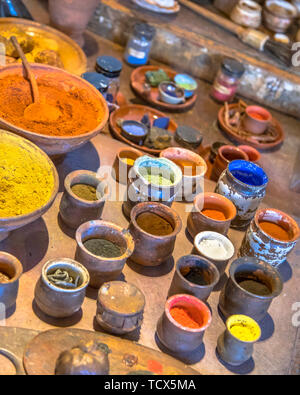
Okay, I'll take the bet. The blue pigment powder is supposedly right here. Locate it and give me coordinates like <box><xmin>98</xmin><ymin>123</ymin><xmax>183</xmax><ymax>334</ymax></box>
<box><xmin>229</xmin><ymin>160</ymin><xmax>268</xmax><ymax>187</ymax></box>
<box><xmin>122</xmin><ymin>123</ymin><xmax>147</xmax><ymax>136</ymax></box>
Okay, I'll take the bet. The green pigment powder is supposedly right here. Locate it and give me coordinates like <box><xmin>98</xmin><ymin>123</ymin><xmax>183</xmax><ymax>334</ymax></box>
<box><xmin>236</xmin><ymin>276</ymin><xmax>271</xmax><ymax>296</ymax></box>
<box><xmin>83</xmin><ymin>238</ymin><xmax>123</xmax><ymax>258</ymax></box>
<box><xmin>71</xmin><ymin>183</ymin><xmax>100</xmax><ymax>201</ymax></box>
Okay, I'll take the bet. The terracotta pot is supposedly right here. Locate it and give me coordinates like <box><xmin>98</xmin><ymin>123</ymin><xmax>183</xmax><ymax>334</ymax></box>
<box><xmin>112</xmin><ymin>147</ymin><xmax>143</xmax><ymax>185</ymax></box>
<box><xmin>239</xmin><ymin>208</ymin><xmax>300</xmax><ymax>267</ymax></box>
<box><xmin>238</xmin><ymin>145</ymin><xmax>261</xmax><ymax>162</ymax></box>
<box><xmin>209</xmin><ymin>141</ymin><xmax>226</xmax><ymax>164</ymax></box>
<box><xmin>211</xmin><ymin>145</ymin><xmax>249</xmax><ymax>182</ymax></box>
<box><xmin>123</xmin><ymin>156</ymin><xmax>182</xmax><ymax>218</ymax></box>
<box><xmin>217</xmin><ymin>314</ymin><xmax>261</xmax><ymax>366</ymax></box>
<box><xmin>242</xmin><ymin>105</ymin><xmax>272</xmax><ymax>135</ymax></box>
<box><xmin>167</xmin><ymin>255</ymin><xmax>220</xmax><ymax>302</ymax></box>
<box><xmin>75</xmin><ymin>220</ymin><xmax>135</xmax><ymax>288</ymax></box>
<box><xmin>160</xmin><ymin>147</ymin><xmax>207</xmax><ymax>202</ymax></box>
<box><xmin>219</xmin><ymin>257</ymin><xmax>283</xmax><ymax>322</ymax></box>
<box><xmin>187</xmin><ymin>192</ymin><xmax>237</xmax><ymax>238</ymax></box>
<box><xmin>156</xmin><ymin>294</ymin><xmax>212</xmax><ymax>352</ymax></box>
<box><xmin>59</xmin><ymin>170</ymin><xmax>110</xmax><ymax>229</ymax></box>
<box><xmin>34</xmin><ymin>258</ymin><xmax>89</xmax><ymax>318</ymax></box>
<box><xmin>129</xmin><ymin>202</ymin><xmax>182</xmax><ymax>267</ymax></box>
<box><xmin>96</xmin><ymin>281</ymin><xmax>145</xmax><ymax>335</ymax></box>
<box><xmin>0</xmin><ymin>252</ymin><xmax>23</xmax><ymax>310</ymax></box>
<box><xmin>194</xmin><ymin>231</ymin><xmax>235</xmax><ymax>277</ymax></box>
<box><xmin>48</xmin><ymin>0</ymin><xmax>100</xmax><ymax>47</ymax></box>
<box><xmin>215</xmin><ymin>159</ymin><xmax>268</xmax><ymax>229</ymax></box>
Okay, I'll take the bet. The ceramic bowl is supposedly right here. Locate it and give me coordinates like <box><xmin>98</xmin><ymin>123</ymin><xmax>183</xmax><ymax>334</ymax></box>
<box><xmin>158</xmin><ymin>81</ymin><xmax>185</xmax><ymax>105</ymax></box>
<box><xmin>243</xmin><ymin>105</ymin><xmax>272</xmax><ymax>135</ymax></box>
<box><xmin>0</xmin><ymin>64</ymin><xmax>109</xmax><ymax>157</ymax></box>
<box><xmin>174</xmin><ymin>74</ymin><xmax>198</xmax><ymax>98</ymax></box>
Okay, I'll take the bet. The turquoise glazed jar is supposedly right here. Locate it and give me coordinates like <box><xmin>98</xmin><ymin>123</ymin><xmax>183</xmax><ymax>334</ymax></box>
<box><xmin>215</xmin><ymin>160</ymin><xmax>268</xmax><ymax>229</ymax></box>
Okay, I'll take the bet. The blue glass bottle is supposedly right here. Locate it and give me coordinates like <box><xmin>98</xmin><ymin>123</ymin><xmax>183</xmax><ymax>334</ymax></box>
<box><xmin>124</xmin><ymin>23</ymin><xmax>156</xmax><ymax>67</ymax></box>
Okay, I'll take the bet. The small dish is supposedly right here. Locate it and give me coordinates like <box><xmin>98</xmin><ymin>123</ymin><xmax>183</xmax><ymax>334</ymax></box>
<box><xmin>243</xmin><ymin>105</ymin><xmax>272</xmax><ymax>135</ymax></box>
<box><xmin>174</xmin><ymin>74</ymin><xmax>198</xmax><ymax>98</ymax></box>
<box><xmin>158</xmin><ymin>81</ymin><xmax>185</xmax><ymax>105</ymax></box>
<box><xmin>120</xmin><ymin>120</ymin><xmax>149</xmax><ymax>145</ymax></box>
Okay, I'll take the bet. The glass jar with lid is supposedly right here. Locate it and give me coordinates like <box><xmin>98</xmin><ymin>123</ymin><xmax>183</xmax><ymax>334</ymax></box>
<box><xmin>124</xmin><ymin>23</ymin><xmax>156</xmax><ymax>67</ymax></box>
<box><xmin>96</xmin><ymin>55</ymin><xmax>123</xmax><ymax>105</ymax></box>
<box><xmin>211</xmin><ymin>58</ymin><xmax>245</xmax><ymax>103</ymax></box>
<box><xmin>81</xmin><ymin>72</ymin><xmax>109</xmax><ymax>99</ymax></box>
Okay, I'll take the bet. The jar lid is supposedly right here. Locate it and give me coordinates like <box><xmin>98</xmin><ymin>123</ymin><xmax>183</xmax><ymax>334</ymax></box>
<box><xmin>221</xmin><ymin>58</ymin><xmax>245</xmax><ymax>78</ymax></box>
<box><xmin>96</xmin><ymin>55</ymin><xmax>123</xmax><ymax>76</ymax></box>
<box><xmin>175</xmin><ymin>125</ymin><xmax>203</xmax><ymax>149</ymax></box>
<box><xmin>81</xmin><ymin>72</ymin><xmax>109</xmax><ymax>91</ymax></box>
<box><xmin>133</xmin><ymin>23</ymin><xmax>156</xmax><ymax>40</ymax></box>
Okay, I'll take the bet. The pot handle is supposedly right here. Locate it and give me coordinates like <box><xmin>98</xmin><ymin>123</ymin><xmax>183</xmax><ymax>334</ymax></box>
<box><xmin>0</xmin><ymin>348</ymin><xmax>23</xmax><ymax>375</ymax></box>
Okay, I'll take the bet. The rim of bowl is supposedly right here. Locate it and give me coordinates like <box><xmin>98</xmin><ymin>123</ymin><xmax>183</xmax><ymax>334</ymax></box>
<box><xmin>226</xmin><ymin>314</ymin><xmax>261</xmax><ymax>343</ymax></box>
<box><xmin>0</xmin><ymin>252</ymin><xmax>23</xmax><ymax>283</ymax></box>
<box><xmin>194</xmin><ymin>231</ymin><xmax>235</xmax><ymax>261</ymax></box>
<box><xmin>194</xmin><ymin>192</ymin><xmax>237</xmax><ymax>223</ymax></box>
<box><xmin>227</xmin><ymin>160</ymin><xmax>269</xmax><ymax>188</ymax></box>
<box><xmin>265</xmin><ymin>0</ymin><xmax>298</xmax><ymax>17</ymax></box>
<box><xmin>218</xmin><ymin>145</ymin><xmax>249</xmax><ymax>162</ymax></box>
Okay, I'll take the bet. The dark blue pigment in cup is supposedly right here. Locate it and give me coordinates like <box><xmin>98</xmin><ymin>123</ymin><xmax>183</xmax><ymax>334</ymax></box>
<box><xmin>228</xmin><ymin>160</ymin><xmax>268</xmax><ymax>187</ymax></box>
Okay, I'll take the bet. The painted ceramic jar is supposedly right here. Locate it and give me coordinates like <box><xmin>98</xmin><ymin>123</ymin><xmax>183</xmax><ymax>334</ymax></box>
<box><xmin>219</xmin><ymin>257</ymin><xmax>283</xmax><ymax>322</ymax></box>
<box><xmin>167</xmin><ymin>255</ymin><xmax>220</xmax><ymax>302</ymax></box>
<box><xmin>215</xmin><ymin>160</ymin><xmax>268</xmax><ymax>229</ymax></box>
<box><xmin>217</xmin><ymin>314</ymin><xmax>261</xmax><ymax>366</ymax></box>
<box><xmin>123</xmin><ymin>156</ymin><xmax>182</xmax><ymax>218</ymax></box>
<box><xmin>156</xmin><ymin>294</ymin><xmax>212</xmax><ymax>353</ymax></box>
<box><xmin>239</xmin><ymin>208</ymin><xmax>299</xmax><ymax>267</ymax></box>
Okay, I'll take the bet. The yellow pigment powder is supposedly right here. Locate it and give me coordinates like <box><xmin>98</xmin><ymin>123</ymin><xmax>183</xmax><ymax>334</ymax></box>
<box><xmin>0</xmin><ymin>133</ymin><xmax>55</xmax><ymax>217</ymax></box>
<box><xmin>228</xmin><ymin>315</ymin><xmax>261</xmax><ymax>342</ymax></box>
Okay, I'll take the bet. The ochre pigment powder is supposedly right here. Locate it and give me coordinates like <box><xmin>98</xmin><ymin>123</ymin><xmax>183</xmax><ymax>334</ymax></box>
<box><xmin>0</xmin><ymin>271</ymin><xmax>10</xmax><ymax>283</ymax></box>
<box><xmin>71</xmin><ymin>184</ymin><xmax>99</xmax><ymax>201</ymax></box>
<box><xmin>0</xmin><ymin>75</ymin><xmax>103</xmax><ymax>136</ymax></box>
<box><xmin>136</xmin><ymin>212</ymin><xmax>174</xmax><ymax>236</ymax></box>
<box><xmin>171</xmin><ymin>158</ymin><xmax>199</xmax><ymax>176</ymax></box>
<box><xmin>259</xmin><ymin>221</ymin><xmax>290</xmax><ymax>241</ymax></box>
<box><xmin>201</xmin><ymin>209</ymin><xmax>226</xmax><ymax>221</ymax></box>
<box><xmin>170</xmin><ymin>306</ymin><xmax>202</xmax><ymax>329</ymax></box>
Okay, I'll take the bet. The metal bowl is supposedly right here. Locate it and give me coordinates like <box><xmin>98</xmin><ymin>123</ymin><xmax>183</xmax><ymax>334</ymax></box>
<box><xmin>0</xmin><ymin>64</ymin><xmax>109</xmax><ymax>156</ymax></box>
<box><xmin>0</xmin><ymin>130</ymin><xmax>59</xmax><ymax>241</ymax></box>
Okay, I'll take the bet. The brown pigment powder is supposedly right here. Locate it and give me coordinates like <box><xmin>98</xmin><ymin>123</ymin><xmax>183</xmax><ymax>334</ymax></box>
<box><xmin>136</xmin><ymin>212</ymin><xmax>174</xmax><ymax>236</ymax></box>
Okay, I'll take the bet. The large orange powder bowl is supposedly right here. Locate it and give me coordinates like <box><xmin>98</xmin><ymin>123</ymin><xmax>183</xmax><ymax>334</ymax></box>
<box><xmin>0</xmin><ymin>64</ymin><xmax>109</xmax><ymax>156</ymax></box>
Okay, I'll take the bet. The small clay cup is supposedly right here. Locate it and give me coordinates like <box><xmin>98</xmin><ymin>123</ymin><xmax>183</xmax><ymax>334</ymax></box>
<box><xmin>167</xmin><ymin>255</ymin><xmax>220</xmax><ymax>301</ymax></box>
<box><xmin>238</xmin><ymin>145</ymin><xmax>261</xmax><ymax>162</ymax></box>
<box><xmin>160</xmin><ymin>147</ymin><xmax>207</xmax><ymax>202</ymax></box>
<box><xmin>0</xmin><ymin>252</ymin><xmax>23</xmax><ymax>310</ymax></box>
<box><xmin>59</xmin><ymin>170</ymin><xmax>110</xmax><ymax>229</ymax></box>
<box><xmin>239</xmin><ymin>208</ymin><xmax>300</xmax><ymax>267</ymax></box>
<box><xmin>194</xmin><ymin>231</ymin><xmax>235</xmax><ymax>277</ymax></box>
<box><xmin>219</xmin><ymin>257</ymin><xmax>283</xmax><ymax>322</ymax></box>
<box><xmin>112</xmin><ymin>147</ymin><xmax>143</xmax><ymax>185</ymax></box>
<box><xmin>217</xmin><ymin>314</ymin><xmax>261</xmax><ymax>366</ymax></box>
<box><xmin>187</xmin><ymin>192</ymin><xmax>237</xmax><ymax>238</ymax></box>
<box><xmin>129</xmin><ymin>202</ymin><xmax>182</xmax><ymax>267</ymax></box>
<box><xmin>211</xmin><ymin>145</ymin><xmax>249</xmax><ymax>182</ymax></box>
<box><xmin>96</xmin><ymin>281</ymin><xmax>145</xmax><ymax>335</ymax></box>
<box><xmin>242</xmin><ymin>105</ymin><xmax>272</xmax><ymax>135</ymax></box>
<box><xmin>156</xmin><ymin>294</ymin><xmax>212</xmax><ymax>353</ymax></box>
<box><xmin>75</xmin><ymin>220</ymin><xmax>135</xmax><ymax>288</ymax></box>
<box><xmin>34</xmin><ymin>258</ymin><xmax>89</xmax><ymax>318</ymax></box>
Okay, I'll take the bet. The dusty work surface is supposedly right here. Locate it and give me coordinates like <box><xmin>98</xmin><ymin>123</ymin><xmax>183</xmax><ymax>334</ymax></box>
<box><xmin>1</xmin><ymin>2</ymin><xmax>299</xmax><ymax>375</ymax></box>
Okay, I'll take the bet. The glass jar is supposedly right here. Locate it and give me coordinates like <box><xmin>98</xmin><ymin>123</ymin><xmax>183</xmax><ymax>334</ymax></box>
<box><xmin>124</xmin><ymin>23</ymin><xmax>156</xmax><ymax>67</ymax></box>
<box><xmin>81</xmin><ymin>72</ymin><xmax>109</xmax><ymax>99</ymax></box>
<box><xmin>211</xmin><ymin>58</ymin><xmax>245</xmax><ymax>102</ymax></box>
<box><xmin>96</xmin><ymin>55</ymin><xmax>123</xmax><ymax>104</ymax></box>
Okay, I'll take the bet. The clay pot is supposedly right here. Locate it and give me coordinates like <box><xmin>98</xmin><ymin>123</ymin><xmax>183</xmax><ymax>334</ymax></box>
<box><xmin>112</xmin><ymin>147</ymin><xmax>143</xmax><ymax>185</ymax></box>
<box><xmin>219</xmin><ymin>257</ymin><xmax>283</xmax><ymax>322</ymax></box>
<box><xmin>160</xmin><ymin>147</ymin><xmax>207</xmax><ymax>202</ymax></box>
<box><xmin>48</xmin><ymin>0</ymin><xmax>100</xmax><ymax>47</ymax></box>
<box><xmin>123</xmin><ymin>155</ymin><xmax>182</xmax><ymax>219</ymax></box>
<box><xmin>209</xmin><ymin>141</ymin><xmax>226</xmax><ymax>164</ymax></box>
<box><xmin>129</xmin><ymin>202</ymin><xmax>182</xmax><ymax>267</ymax></box>
<box><xmin>238</xmin><ymin>145</ymin><xmax>261</xmax><ymax>162</ymax></box>
<box><xmin>156</xmin><ymin>294</ymin><xmax>212</xmax><ymax>352</ymax></box>
<box><xmin>215</xmin><ymin>159</ymin><xmax>268</xmax><ymax>229</ymax></box>
<box><xmin>242</xmin><ymin>105</ymin><xmax>272</xmax><ymax>135</ymax></box>
<box><xmin>59</xmin><ymin>170</ymin><xmax>110</xmax><ymax>229</ymax></box>
<box><xmin>34</xmin><ymin>258</ymin><xmax>89</xmax><ymax>318</ymax></box>
<box><xmin>75</xmin><ymin>220</ymin><xmax>135</xmax><ymax>288</ymax></box>
<box><xmin>211</xmin><ymin>145</ymin><xmax>249</xmax><ymax>182</ymax></box>
<box><xmin>167</xmin><ymin>255</ymin><xmax>220</xmax><ymax>302</ymax></box>
<box><xmin>187</xmin><ymin>192</ymin><xmax>237</xmax><ymax>238</ymax></box>
<box><xmin>96</xmin><ymin>281</ymin><xmax>145</xmax><ymax>335</ymax></box>
<box><xmin>239</xmin><ymin>208</ymin><xmax>300</xmax><ymax>267</ymax></box>
<box><xmin>217</xmin><ymin>314</ymin><xmax>261</xmax><ymax>366</ymax></box>
<box><xmin>0</xmin><ymin>252</ymin><xmax>23</xmax><ymax>310</ymax></box>
<box><xmin>194</xmin><ymin>231</ymin><xmax>235</xmax><ymax>277</ymax></box>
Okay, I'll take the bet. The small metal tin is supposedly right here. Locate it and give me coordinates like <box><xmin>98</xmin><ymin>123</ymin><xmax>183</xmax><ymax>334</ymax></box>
<box><xmin>96</xmin><ymin>55</ymin><xmax>123</xmax><ymax>78</ymax></box>
<box><xmin>175</xmin><ymin>125</ymin><xmax>203</xmax><ymax>150</ymax></box>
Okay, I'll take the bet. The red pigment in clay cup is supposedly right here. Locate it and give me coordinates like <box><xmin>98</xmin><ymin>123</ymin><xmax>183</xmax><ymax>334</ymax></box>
<box><xmin>243</xmin><ymin>106</ymin><xmax>272</xmax><ymax>135</ymax></box>
<box><xmin>156</xmin><ymin>294</ymin><xmax>212</xmax><ymax>353</ymax></box>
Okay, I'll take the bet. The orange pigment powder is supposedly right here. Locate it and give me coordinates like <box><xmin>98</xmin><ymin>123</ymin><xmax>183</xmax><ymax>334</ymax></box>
<box><xmin>170</xmin><ymin>306</ymin><xmax>202</xmax><ymax>329</ymax></box>
<box><xmin>202</xmin><ymin>209</ymin><xmax>226</xmax><ymax>221</ymax></box>
<box><xmin>259</xmin><ymin>221</ymin><xmax>291</xmax><ymax>241</ymax></box>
